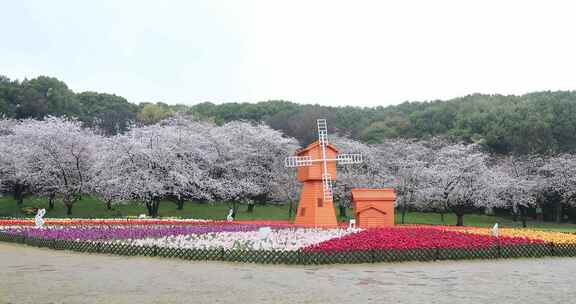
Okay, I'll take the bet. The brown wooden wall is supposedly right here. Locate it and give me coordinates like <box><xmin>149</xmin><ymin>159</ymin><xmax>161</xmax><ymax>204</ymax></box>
<box><xmin>297</xmin><ymin>143</ymin><xmax>338</xmax><ymax>182</ymax></box>
<box><xmin>294</xmin><ymin>180</ymin><xmax>338</xmax><ymax>228</ymax></box>
<box><xmin>355</xmin><ymin>203</ymin><xmax>395</xmax><ymax>228</ymax></box>
<box><xmin>357</xmin><ymin>209</ymin><xmax>387</xmax><ymax>228</ymax></box>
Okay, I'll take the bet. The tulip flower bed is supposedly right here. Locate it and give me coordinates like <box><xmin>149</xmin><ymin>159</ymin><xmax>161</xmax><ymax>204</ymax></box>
<box><xmin>2</xmin><ymin>224</ymin><xmax>287</xmax><ymax>241</ymax></box>
<box><xmin>2</xmin><ymin>219</ymin><xmax>576</xmax><ymax>264</ymax></box>
<box><xmin>108</xmin><ymin>228</ymin><xmax>356</xmax><ymax>251</ymax></box>
<box><xmin>0</xmin><ymin>220</ymin><xmax>353</xmax><ymax>251</ymax></box>
<box><xmin>0</xmin><ymin>218</ymin><xmax>278</xmax><ymax>226</ymax></box>
<box><xmin>449</xmin><ymin>227</ymin><xmax>576</xmax><ymax>245</ymax></box>
<box><xmin>303</xmin><ymin>227</ymin><xmax>544</xmax><ymax>252</ymax></box>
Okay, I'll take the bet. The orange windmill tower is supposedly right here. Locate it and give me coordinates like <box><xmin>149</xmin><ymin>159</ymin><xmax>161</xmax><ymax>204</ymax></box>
<box><xmin>284</xmin><ymin>119</ymin><xmax>363</xmax><ymax>228</ymax></box>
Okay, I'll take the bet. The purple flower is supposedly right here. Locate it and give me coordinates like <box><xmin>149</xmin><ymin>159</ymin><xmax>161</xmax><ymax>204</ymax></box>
<box><xmin>5</xmin><ymin>224</ymin><xmax>291</xmax><ymax>241</ymax></box>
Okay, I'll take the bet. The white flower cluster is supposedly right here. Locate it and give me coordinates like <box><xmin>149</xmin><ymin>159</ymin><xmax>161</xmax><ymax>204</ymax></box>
<box><xmin>107</xmin><ymin>228</ymin><xmax>361</xmax><ymax>251</ymax></box>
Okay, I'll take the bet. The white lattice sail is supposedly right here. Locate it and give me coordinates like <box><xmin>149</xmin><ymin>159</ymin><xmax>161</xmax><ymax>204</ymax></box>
<box><xmin>284</xmin><ymin>156</ymin><xmax>313</xmax><ymax>167</ymax></box>
<box><xmin>337</xmin><ymin>153</ymin><xmax>363</xmax><ymax>164</ymax></box>
<box><xmin>322</xmin><ymin>173</ymin><xmax>333</xmax><ymax>202</ymax></box>
<box><xmin>317</xmin><ymin>119</ymin><xmax>328</xmax><ymax>146</ymax></box>
<box><xmin>283</xmin><ymin>118</ymin><xmax>364</xmax><ymax>204</ymax></box>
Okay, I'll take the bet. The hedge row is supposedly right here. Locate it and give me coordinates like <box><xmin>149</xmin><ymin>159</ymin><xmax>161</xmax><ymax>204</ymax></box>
<box><xmin>1</xmin><ymin>232</ymin><xmax>575</xmax><ymax>264</ymax></box>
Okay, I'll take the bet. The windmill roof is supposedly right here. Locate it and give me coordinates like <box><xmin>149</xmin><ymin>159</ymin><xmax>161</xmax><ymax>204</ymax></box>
<box><xmin>296</xmin><ymin>140</ymin><xmax>339</xmax><ymax>155</ymax></box>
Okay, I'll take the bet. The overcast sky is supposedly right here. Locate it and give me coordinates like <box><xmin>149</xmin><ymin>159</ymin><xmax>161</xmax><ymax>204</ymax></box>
<box><xmin>1</xmin><ymin>0</ymin><xmax>575</xmax><ymax>107</ymax></box>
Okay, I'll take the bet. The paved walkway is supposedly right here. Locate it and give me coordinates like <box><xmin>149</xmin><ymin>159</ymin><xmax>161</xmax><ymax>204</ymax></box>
<box><xmin>1</xmin><ymin>242</ymin><xmax>575</xmax><ymax>304</ymax></box>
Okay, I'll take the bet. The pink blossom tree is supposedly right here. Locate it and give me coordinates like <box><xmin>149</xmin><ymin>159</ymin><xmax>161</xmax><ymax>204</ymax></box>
<box><xmin>206</xmin><ymin>121</ymin><xmax>299</xmax><ymax>215</ymax></box>
<box><xmin>0</xmin><ymin>120</ymin><xmax>32</xmax><ymax>206</ymax></box>
<box><xmin>492</xmin><ymin>155</ymin><xmax>543</xmax><ymax>227</ymax></box>
<box><xmin>10</xmin><ymin>117</ymin><xmax>99</xmax><ymax>214</ymax></box>
<box><xmin>540</xmin><ymin>153</ymin><xmax>576</xmax><ymax>223</ymax></box>
<box><xmin>422</xmin><ymin>144</ymin><xmax>501</xmax><ymax>226</ymax></box>
<box><xmin>90</xmin><ymin>117</ymin><xmax>216</xmax><ymax>217</ymax></box>
<box><xmin>374</xmin><ymin>139</ymin><xmax>434</xmax><ymax>223</ymax></box>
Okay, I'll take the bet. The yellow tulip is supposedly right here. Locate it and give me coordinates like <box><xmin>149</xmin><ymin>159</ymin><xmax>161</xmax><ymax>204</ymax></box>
<box><xmin>449</xmin><ymin>227</ymin><xmax>576</xmax><ymax>244</ymax></box>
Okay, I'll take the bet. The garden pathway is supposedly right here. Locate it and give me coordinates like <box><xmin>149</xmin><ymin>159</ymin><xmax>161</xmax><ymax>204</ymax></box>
<box><xmin>0</xmin><ymin>242</ymin><xmax>574</xmax><ymax>304</ymax></box>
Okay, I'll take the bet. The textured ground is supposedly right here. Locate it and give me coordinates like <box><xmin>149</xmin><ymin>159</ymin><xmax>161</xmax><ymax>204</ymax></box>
<box><xmin>1</xmin><ymin>242</ymin><xmax>575</xmax><ymax>304</ymax></box>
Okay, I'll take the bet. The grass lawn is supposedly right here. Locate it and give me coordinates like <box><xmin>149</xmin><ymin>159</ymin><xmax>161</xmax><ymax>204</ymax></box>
<box><xmin>2</xmin><ymin>195</ymin><xmax>576</xmax><ymax>232</ymax></box>
<box><xmin>398</xmin><ymin>212</ymin><xmax>576</xmax><ymax>232</ymax></box>
<box><xmin>0</xmin><ymin>195</ymin><xmax>293</xmax><ymax>221</ymax></box>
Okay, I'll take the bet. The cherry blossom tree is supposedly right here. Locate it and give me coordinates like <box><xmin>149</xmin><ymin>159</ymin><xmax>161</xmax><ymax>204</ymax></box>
<box><xmin>422</xmin><ymin>144</ymin><xmax>501</xmax><ymax>226</ymax></box>
<box><xmin>0</xmin><ymin>121</ymin><xmax>32</xmax><ymax>205</ymax></box>
<box><xmin>90</xmin><ymin>117</ymin><xmax>216</xmax><ymax>217</ymax></box>
<box><xmin>374</xmin><ymin>139</ymin><xmax>434</xmax><ymax>223</ymax></box>
<box><xmin>492</xmin><ymin>155</ymin><xmax>543</xmax><ymax>227</ymax></box>
<box><xmin>153</xmin><ymin>116</ymin><xmax>217</xmax><ymax>209</ymax></box>
<box><xmin>10</xmin><ymin>113</ymin><xmax>576</xmax><ymax>225</ymax></box>
<box><xmin>540</xmin><ymin>153</ymin><xmax>576</xmax><ymax>223</ymax></box>
<box><xmin>89</xmin><ymin>115</ymin><xmax>300</xmax><ymax>217</ymax></box>
<box><xmin>9</xmin><ymin>117</ymin><xmax>99</xmax><ymax>214</ymax></box>
<box><xmin>88</xmin><ymin>136</ymin><xmax>126</xmax><ymax>210</ymax></box>
<box><xmin>0</xmin><ymin>115</ymin><xmax>16</xmax><ymax>135</ymax></box>
<box><xmin>206</xmin><ymin>121</ymin><xmax>299</xmax><ymax>215</ymax></box>
<box><xmin>268</xmin><ymin>167</ymin><xmax>301</xmax><ymax>218</ymax></box>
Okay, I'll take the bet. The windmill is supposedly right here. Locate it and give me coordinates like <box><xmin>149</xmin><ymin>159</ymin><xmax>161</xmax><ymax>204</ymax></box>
<box><xmin>284</xmin><ymin>119</ymin><xmax>363</xmax><ymax>227</ymax></box>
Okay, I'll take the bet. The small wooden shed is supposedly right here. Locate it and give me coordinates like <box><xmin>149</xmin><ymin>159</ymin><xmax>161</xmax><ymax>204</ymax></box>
<box><xmin>351</xmin><ymin>188</ymin><xmax>396</xmax><ymax>228</ymax></box>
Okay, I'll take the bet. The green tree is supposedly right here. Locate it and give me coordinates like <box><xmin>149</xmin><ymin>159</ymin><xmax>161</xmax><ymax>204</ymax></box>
<box><xmin>15</xmin><ymin>76</ymin><xmax>81</xmax><ymax>119</ymax></box>
<box><xmin>77</xmin><ymin>92</ymin><xmax>137</xmax><ymax>135</ymax></box>
<box><xmin>137</xmin><ymin>103</ymin><xmax>173</xmax><ymax>125</ymax></box>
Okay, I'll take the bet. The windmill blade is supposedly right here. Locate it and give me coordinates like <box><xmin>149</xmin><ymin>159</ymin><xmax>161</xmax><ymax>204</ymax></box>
<box><xmin>337</xmin><ymin>153</ymin><xmax>363</xmax><ymax>165</ymax></box>
<box><xmin>321</xmin><ymin>173</ymin><xmax>333</xmax><ymax>203</ymax></box>
<box><xmin>284</xmin><ymin>156</ymin><xmax>313</xmax><ymax>167</ymax></box>
<box><xmin>317</xmin><ymin>118</ymin><xmax>333</xmax><ymax>202</ymax></box>
<box><xmin>317</xmin><ymin>119</ymin><xmax>328</xmax><ymax>146</ymax></box>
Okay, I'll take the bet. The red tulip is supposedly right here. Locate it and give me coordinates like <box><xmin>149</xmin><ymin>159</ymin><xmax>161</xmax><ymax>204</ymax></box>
<box><xmin>303</xmin><ymin>227</ymin><xmax>544</xmax><ymax>252</ymax></box>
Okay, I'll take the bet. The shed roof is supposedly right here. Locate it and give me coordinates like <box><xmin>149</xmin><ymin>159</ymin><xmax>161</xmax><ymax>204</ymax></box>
<box><xmin>352</xmin><ymin>188</ymin><xmax>396</xmax><ymax>201</ymax></box>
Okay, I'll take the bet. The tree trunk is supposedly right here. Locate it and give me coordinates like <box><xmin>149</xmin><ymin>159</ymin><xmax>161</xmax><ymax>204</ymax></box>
<box><xmin>62</xmin><ymin>195</ymin><xmax>76</xmax><ymax>216</ymax></box>
<box><xmin>176</xmin><ymin>198</ymin><xmax>184</xmax><ymax>210</ymax></box>
<box><xmin>48</xmin><ymin>195</ymin><xmax>55</xmax><ymax>210</ymax></box>
<box><xmin>288</xmin><ymin>199</ymin><xmax>294</xmax><ymax>219</ymax></box>
<box><xmin>456</xmin><ymin>213</ymin><xmax>464</xmax><ymax>226</ymax></box>
<box><xmin>555</xmin><ymin>200</ymin><xmax>563</xmax><ymax>223</ymax></box>
<box><xmin>401</xmin><ymin>192</ymin><xmax>414</xmax><ymax>224</ymax></box>
<box><xmin>440</xmin><ymin>211</ymin><xmax>444</xmax><ymax>224</ymax></box>
<box><xmin>519</xmin><ymin>205</ymin><xmax>527</xmax><ymax>228</ymax></box>
<box><xmin>339</xmin><ymin>204</ymin><xmax>347</xmax><ymax>219</ymax></box>
<box><xmin>14</xmin><ymin>184</ymin><xmax>25</xmax><ymax>205</ymax></box>
<box><xmin>232</xmin><ymin>201</ymin><xmax>238</xmax><ymax>218</ymax></box>
<box><xmin>247</xmin><ymin>202</ymin><xmax>254</xmax><ymax>213</ymax></box>
<box><xmin>535</xmin><ymin>205</ymin><xmax>543</xmax><ymax>222</ymax></box>
<box><xmin>146</xmin><ymin>199</ymin><xmax>161</xmax><ymax>218</ymax></box>
<box><xmin>153</xmin><ymin>199</ymin><xmax>160</xmax><ymax>217</ymax></box>
<box><xmin>401</xmin><ymin>201</ymin><xmax>407</xmax><ymax>224</ymax></box>
<box><xmin>106</xmin><ymin>200</ymin><xmax>112</xmax><ymax>210</ymax></box>
<box><xmin>146</xmin><ymin>202</ymin><xmax>153</xmax><ymax>217</ymax></box>
<box><xmin>155</xmin><ymin>200</ymin><xmax>160</xmax><ymax>217</ymax></box>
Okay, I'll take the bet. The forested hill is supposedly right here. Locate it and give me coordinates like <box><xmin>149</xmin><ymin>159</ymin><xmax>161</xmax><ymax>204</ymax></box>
<box><xmin>1</xmin><ymin>75</ymin><xmax>576</xmax><ymax>154</ymax></box>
